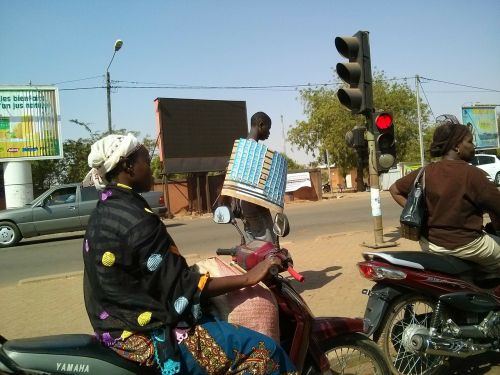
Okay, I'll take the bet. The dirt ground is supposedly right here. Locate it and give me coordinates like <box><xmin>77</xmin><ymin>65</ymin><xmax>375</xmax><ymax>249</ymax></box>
<box><xmin>0</xmin><ymin>224</ymin><xmax>498</xmax><ymax>374</ymax></box>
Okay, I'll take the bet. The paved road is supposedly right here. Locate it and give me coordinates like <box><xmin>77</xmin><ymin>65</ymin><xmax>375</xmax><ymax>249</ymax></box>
<box><xmin>0</xmin><ymin>192</ymin><xmax>402</xmax><ymax>286</ymax></box>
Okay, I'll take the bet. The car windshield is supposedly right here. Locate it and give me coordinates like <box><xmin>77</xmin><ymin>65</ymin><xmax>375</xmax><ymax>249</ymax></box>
<box><xmin>27</xmin><ymin>190</ymin><xmax>55</xmax><ymax>205</ymax></box>
<box><xmin>26</xmin><ymin>194</ymin><xmax>43</xmax><ymax>205</ymax></box>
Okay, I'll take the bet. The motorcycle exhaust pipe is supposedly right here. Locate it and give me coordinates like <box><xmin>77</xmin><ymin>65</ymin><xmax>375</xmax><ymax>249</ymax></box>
<box><xmin>409</xmin><ymin>334</ymin><xmax>491</xmax><ymax>358</ymax></box>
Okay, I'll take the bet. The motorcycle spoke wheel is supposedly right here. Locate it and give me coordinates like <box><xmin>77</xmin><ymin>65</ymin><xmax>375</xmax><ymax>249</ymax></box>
<box><xmin>379</xmin><ymin>296</ymin><xmax>445</xmax><ymax>375</ymax></box>
<box><xmin>322</xmin><ymin>333</ymin><xmax>390</xmax><ymax>375</ymax></box>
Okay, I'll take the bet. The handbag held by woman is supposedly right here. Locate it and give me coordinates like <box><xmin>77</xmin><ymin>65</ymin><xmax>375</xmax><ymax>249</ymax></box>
<box><xmin>400</xmin><ymin>168</ymin><xmax>426</xmax><ymax>241</ymax></box>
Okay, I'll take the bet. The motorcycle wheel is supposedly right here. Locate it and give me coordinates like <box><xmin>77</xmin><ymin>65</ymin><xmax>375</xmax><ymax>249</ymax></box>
<box><xmin>378</xmin><ymin>295</ymin><xmax>447</xmax><ymax>375</ymax></box>
<box><xmin>321</xmin><ymin>332</ymin><xmax>390</xmax><ymax>375</ymax></box>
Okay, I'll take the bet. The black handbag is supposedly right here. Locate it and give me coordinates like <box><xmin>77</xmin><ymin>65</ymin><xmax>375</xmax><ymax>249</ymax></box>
<box><xmin>400</xmin><ymin>168</ymin><xmax>426</xmax><ymax>240</ymax></box>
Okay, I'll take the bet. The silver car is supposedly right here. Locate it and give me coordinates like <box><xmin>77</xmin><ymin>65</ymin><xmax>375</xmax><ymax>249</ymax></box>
<box><xmin>0</xmin><ymin>184</ymin><xmax>166</xmax><ymax>247</ymax></box>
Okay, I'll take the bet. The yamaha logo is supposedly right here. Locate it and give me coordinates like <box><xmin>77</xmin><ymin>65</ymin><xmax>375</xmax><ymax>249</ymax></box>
<box><xmin>56</xmin><ymin>362</ymin><xmax>90</xmax><ymax>373</ymax></box>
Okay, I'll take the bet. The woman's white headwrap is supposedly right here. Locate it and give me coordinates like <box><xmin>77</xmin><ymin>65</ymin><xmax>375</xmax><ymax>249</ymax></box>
<box><xmin>83</xmin><ymin>133</ymin><xmax>141</xmax><ymax>190</ymax></box>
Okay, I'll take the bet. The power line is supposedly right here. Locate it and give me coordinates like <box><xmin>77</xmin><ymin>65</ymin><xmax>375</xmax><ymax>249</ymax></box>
<box><xmin>113</xmin><ymin>80</ymin><xmax>338</xmax><ymax>89</ymax></box>
<box><xmin>425</xmin><ymin>90</ymin><xmax>500</xmax><ymax>93</ymax></box>
<box><xmin>420</xmin><ymin>76</ymin><xmax>500</xmax><ymax>93</ymax></box>
<box><xmin>418</xmin><ymin>80</ymin><xmax>436</xmax><ymax>122</ymax></box>
<box><xmin>59</xmin><ymin>86</ymin><xmax>105</xmax><ymax>91</ymax></box>
<box><xmin>56</xmin><ymin>75</ymin><xmax>499</xmax><ymax>96</ymax></box>
<box><xmin>382</xmin><ymin>76</ymin><xmax>415</xmax><ymax>82</ymax></box>
<box><xmin>59</xmin><ymin>82</ymin><xmax>338</xmax><ymax>92</ymax></box>
<box><xmin>51</xmin><ymin>75</ymin><xmax>104</xmax><ymax>85</ymax></box>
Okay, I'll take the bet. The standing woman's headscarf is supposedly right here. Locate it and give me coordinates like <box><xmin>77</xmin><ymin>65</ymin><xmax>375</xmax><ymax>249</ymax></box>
<box><xmin>430</xmin><ymin>115</ymin><xmax>471</xmax><ymax>158</ymax></box>
<box><xmin>83</xmin><ymin>133</ymin><xmax>141</xmax><ymax>190</ymax></box>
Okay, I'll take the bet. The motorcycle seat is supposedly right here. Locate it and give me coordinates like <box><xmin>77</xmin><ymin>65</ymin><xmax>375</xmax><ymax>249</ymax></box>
<box><xmin>366</xmin><ymin>251</ymin><xmax>475</xmax><ymax>275</ymax></box>
<box><xmin>2</xmin><ymin>334</ymin><xmax>157</xmax><ymax>374</ymax></box>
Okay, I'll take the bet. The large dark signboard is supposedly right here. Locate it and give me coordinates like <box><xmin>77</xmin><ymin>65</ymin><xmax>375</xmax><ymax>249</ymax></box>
<box><xmin>155</xmin><ymin>98</ymin><xmax>248</xmax><ymax>173</ymax></box>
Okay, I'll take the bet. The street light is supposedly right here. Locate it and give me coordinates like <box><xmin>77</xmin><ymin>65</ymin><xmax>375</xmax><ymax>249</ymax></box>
<box><xmin>106</xmin><ymin>39</ymin><xmax>123</xmax><ymax>134</ymax></box>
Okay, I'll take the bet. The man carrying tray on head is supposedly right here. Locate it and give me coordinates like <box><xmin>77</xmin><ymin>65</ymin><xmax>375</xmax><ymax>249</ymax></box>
<box><xmin>222</xmin><ymin>112</ymin><xmax>287</xmax><ymax>244</ymax></box>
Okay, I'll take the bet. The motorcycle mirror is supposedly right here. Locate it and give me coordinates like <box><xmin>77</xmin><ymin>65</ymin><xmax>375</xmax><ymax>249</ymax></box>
<box><xmin>273</xmin><ymin>213</ymin><xmax>290</xmax><ymax>237</ymax></box>
<box><xmin>213</xmin><ymin>206</ymin><xmax>233</xmax><ymax>224</ymax></box>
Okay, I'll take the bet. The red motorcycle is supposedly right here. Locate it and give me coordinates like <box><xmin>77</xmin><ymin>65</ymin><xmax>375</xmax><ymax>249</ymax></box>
<box><xmin>212</xmin><ymin>206</ymin><xmax>389</xmax><ymax>374</ymax></box>
<box><xmin>357</xmin><ymin>250</ymin><xmax>500</xmax><ymax>375</ymax></box>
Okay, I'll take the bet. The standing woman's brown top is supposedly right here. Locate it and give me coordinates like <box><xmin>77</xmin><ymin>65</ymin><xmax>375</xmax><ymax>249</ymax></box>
<box><xmin>390</xmin><ymin>115</ymin><xmax>500</xmax><ymax>249</ymax></box>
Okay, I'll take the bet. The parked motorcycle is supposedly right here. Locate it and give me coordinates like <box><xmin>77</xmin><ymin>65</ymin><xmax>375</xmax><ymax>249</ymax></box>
<box><xmin>322</xmin><ymin>182</ymin><xmax>331</xmax><ymax>193</ymax></box>
<box><xmin>0</xmin><ymin>208</ymin><xmax>390</xmax><ymax>375</ymax></box>
<box><xmin>357</xmin><ymin>250</ymin><xmax>500</xmax><ymax>375</ymax></box>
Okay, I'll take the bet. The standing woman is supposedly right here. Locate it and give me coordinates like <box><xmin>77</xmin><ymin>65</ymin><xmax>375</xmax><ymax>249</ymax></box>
<box><xmin>82</xmin><ymin>134</ymin><xmax>297</xmax><ymax>375</ymax></box>
<box><xmin>389</xmin><ymin>115</ymin><xmax>500</xmax><ymax>272</ymax></box>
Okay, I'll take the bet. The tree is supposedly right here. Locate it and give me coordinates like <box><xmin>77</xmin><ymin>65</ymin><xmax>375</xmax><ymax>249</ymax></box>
<box><xmin>288</xmin><ymin>72</ymin><xmax>430</xmax><ymax>179</ymax></box>
<box><xmin>281</xmin><ymin>154</ymin><xmax>304</xmax><ymax>171</ymax></box>
<box><xmin>31</xmin><ymin>159</ymin><xmax>59</xmax><ymax>196</ymax></box>
<box><xmin>142</xmin><ymin>134</ymin><xmax>163</xmax><ymax>179</ymax></box>
<box><xmin>31</xmin><ymin>120</ymin><xmax>162</xmax><ymax>192</ymax></box>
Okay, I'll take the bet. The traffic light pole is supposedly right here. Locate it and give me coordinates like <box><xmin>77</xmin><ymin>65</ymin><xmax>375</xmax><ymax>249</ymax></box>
<box><xmin>334</xmin><ymin>30</ymin><xmax>396</xmax><ymax>248</ymax></box>
<box><xmin>364</xmin><ymin>116</ymin><xmax>397</xmax><ymax>248</ymax></box>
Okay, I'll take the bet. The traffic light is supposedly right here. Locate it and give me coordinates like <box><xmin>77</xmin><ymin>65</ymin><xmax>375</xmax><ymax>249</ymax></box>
<box><xmin>373</xmin><ymin>112</ymin><xmax>396</xmax><ymax>173</ymax></box>
<box><xmin>345</xmin><ymin>127</ymin><xmax>368</xmax><ymax>167</ymax></box>
<box><xmin>335</xmin><ymin>31</ymin><xmax>373</xmax><ymax>115</ymax></box>
<box><xmin>345</xmin><ymin>127</ymin><xmax>367</xmax><ymax>149</ymax></box>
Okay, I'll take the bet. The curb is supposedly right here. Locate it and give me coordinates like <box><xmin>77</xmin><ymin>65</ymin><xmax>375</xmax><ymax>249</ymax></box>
<box><xmin>18</xmin><ymin>271</ymin><xmax>84</xmax><ymax>285</ymax></box>
<box><xmin>16</xmin><ymin>254</ymin><xmax>203</xmax><ymax>285</ymax></box>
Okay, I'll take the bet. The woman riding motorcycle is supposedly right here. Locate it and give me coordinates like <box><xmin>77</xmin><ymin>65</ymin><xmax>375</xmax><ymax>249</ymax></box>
<box><xmin>389</xmin><ymin>114</ymin><xmax>500</xmax><ymax>272</ymax></box>
<box><xmin>82</xmin><ymin>134</ymin><xmax>296</xmax><ymax>375</ymax></box>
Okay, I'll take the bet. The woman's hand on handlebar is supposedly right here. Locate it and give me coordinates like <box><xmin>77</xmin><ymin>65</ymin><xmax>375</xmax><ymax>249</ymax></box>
<box><xmin>245</xmin><ymin>256</ymin><xmax>282</xmax><ymax>286</ymax></box>
<box><xmin>202</xmin><ymin>257</ymin><xmax>281</xmax><ymax>299</ymax></box>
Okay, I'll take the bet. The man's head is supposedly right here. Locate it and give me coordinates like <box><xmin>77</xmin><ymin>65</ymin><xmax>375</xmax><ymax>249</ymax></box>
<box><xmin>430</xmin><ymin>115</ymin><xmax>474</xmax><ymax>162</ymax></box>
<box><xmin>84</xmin><ymin>133</ymin><xmax>154</xmax><ymax>192</ymax></box>
<box><xmin>249</xmin><ymin>112</ymin><xmax>271</xmax><ymax>141</ymax></box>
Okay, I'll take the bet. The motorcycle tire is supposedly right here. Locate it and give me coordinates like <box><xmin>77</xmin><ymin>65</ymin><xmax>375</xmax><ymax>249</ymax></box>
<box><xmin>378</xmin><ymin>295</ymin><xmax>448</xmax><ymax>375</ymax></box>
<box><xmin>320</xmin><ymin>332</ymin><xmax>390</xmax><ymax>375</ymax></box>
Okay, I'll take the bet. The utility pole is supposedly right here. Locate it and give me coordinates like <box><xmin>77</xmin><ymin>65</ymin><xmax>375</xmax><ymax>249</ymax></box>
<box><xmin>326</xmin><ymin>149</ymin><xmax>332</xmax><ymax>193</ymax></box>
<box><xmin>106</xmin><ymin>72</ymin><xmax>112</xmax><ymax>134</ymax></box>
<box><xmin>366</xmin><ymin>114</ymin><xmax>386</xmax><ymax>246</ymax></box>
<box><xmin>416</xmin><ymin>75</ymin><xmax>425</xmax><ymax>167</ymax></box>
<box><xmin>281</xmin><ymin>115</ymin><xmax>287</xmax><ymax>156</ymax></box>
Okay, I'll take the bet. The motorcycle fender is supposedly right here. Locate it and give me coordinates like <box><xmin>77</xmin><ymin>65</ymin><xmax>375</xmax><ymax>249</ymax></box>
<box><xmin>363</xmin><ymin>284</ymin><xmax>402</xmax><ymax>337</ymax></box>
<box><xmin>312</xmin><ymin>317</ymin><xmax>364</xmax><ymax>345</ymax></box>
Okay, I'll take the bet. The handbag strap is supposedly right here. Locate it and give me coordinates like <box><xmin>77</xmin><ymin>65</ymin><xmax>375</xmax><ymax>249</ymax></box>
<box><xmin>414</xmin><ymin>167</ymin><xmax>426</xmax><ymax>191</ymax></box>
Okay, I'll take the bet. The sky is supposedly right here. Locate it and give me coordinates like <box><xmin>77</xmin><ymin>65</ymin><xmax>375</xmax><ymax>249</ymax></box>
<box><xmin>1</xmin><ymin>0</ymin><xmax>499</xmax><ymax>164</ymax></box>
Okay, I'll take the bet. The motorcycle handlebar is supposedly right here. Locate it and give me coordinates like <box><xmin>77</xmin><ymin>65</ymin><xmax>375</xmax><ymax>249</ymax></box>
<box><xmin>287</xmin><ymin>265</ymin><xmax>305</xmax><ymax>282</ymax></box>
<box><xmin>216</xmin><ymin>248</ymin><xmax>237</xmax><ymax>256</ymax></box>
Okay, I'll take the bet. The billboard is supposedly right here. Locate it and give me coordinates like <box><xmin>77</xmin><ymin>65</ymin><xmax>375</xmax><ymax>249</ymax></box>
<box><xmin>0</xmin><ymin>86</ymin><xmax>63</xmax><ymax>161</ymax></box>
<box><xmin>462</xmin><ymin>106</ymin><xmax>499</xmax><ymax>150</ymax></box>
<box><xmin>155</xmin><ymin>98</ymin><xmax>248</xmax><ymax>173</ymax></box>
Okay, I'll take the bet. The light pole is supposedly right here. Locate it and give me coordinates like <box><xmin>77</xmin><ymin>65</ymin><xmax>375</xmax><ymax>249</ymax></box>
<box><xmin>106</xmin><ymin>39</ymin><xmax>123</xmax><ymax>134</ymax></box>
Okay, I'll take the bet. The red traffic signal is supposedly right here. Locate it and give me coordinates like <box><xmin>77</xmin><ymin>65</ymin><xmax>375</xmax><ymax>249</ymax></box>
<box><xmin>375</xmin><ymin>113</ymin><xmax>393</xmax><ymax>130</ymax></box>
<box><xmin>373</xmin><ymin>112</ymin><xmax>396</xmax><ymax>173</ymax></box>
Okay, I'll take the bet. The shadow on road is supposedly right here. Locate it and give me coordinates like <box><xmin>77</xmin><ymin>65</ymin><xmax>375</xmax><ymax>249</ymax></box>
<box><xmin>165</xmin><ymin>223</ymin><xmax>186</xmax><ymax>229</ymax></box>
<box><xmin>449</xmin><ymin>352</ymin><xmax>500</xmax><ymax>374</ymax></box>
<box><xmin>384</xmin><ymin>228</ymin><xmax>403</xmax><ymax>243</ymax></box>
<box><xmin>288</xmin><ymin>266</ymin><xmax>342</xmax><ymax>293</ymax></box>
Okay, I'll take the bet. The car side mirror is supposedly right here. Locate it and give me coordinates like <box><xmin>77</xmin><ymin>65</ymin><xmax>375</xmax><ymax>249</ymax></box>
<box><xmin>273</xmin><ymin>213</ymin><xmax>290</xmax><ymax>238</ymax></box>
<box><xmin>213</xmin><ymin>206</ymin><xmax>233</xmax><ymax>224</ymax></box>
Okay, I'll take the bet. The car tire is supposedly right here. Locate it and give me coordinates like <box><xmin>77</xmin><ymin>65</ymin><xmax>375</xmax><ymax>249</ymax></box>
<box><xmin>0</xmin><ymin>221</ymin><xmax>22</xmax><ymax>248</ymax></box>
<box><xmin>495</xmin><ymin>172</ymin><xmax>500</xmax><ymax>186</ymax></box>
